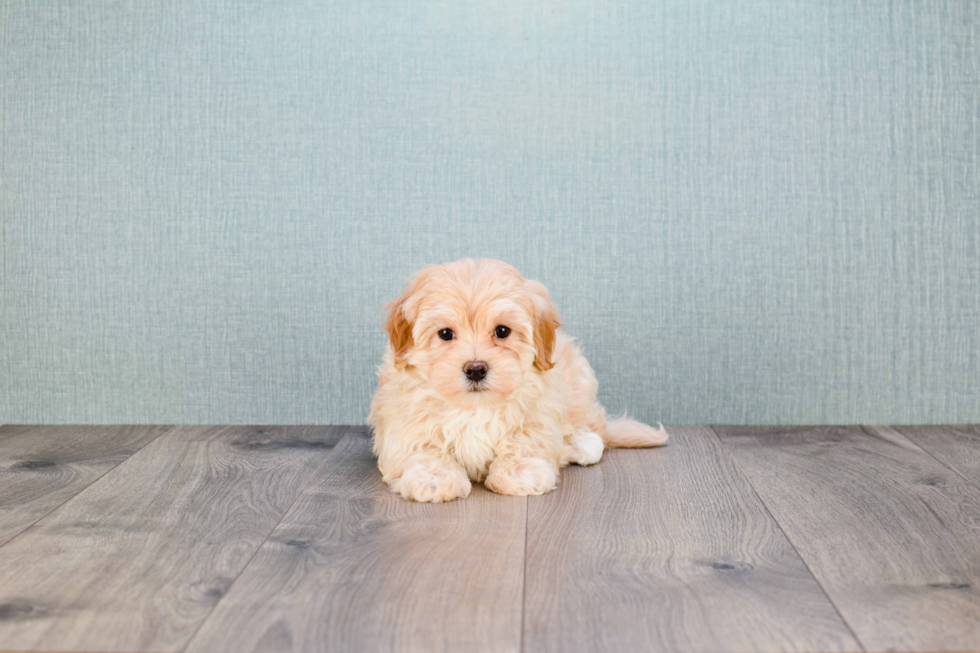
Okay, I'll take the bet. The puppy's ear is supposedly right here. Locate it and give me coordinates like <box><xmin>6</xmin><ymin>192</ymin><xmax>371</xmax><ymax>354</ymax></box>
<box><xmin>525</xmin><ymin>280</ymin><xmax>561</xmax><ymax>371</ymax></box>
<box><xmin>383</xmin><ymin>292</ymin><xmax>415</xmax><ymax>367</ymax></box>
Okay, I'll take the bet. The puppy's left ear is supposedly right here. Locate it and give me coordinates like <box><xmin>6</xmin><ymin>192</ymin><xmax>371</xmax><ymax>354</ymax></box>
<box><xmin>525</xmin><ymin>280</ymin><xmax>561</xmax><ymax>371</ymax></box>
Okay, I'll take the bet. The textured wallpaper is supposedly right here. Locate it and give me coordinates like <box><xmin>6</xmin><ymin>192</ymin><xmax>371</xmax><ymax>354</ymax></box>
<box><xmin>2</xmin><ymin>0</ymin><xmax>978</xmax><ymax>425</ymax></box>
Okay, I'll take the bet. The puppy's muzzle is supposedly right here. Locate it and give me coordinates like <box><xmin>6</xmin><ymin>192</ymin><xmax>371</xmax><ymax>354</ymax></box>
<box><xmin>463</xmin><ymin>360</ymin><xmax>488</xmax><ymax>383</ymax></box>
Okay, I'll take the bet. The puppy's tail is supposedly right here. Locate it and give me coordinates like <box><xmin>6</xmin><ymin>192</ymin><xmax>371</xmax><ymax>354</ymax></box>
<box><xmin>603</xmin><ymin>416</ymin><xmax>668</xmax><ymax>448</ymax></box>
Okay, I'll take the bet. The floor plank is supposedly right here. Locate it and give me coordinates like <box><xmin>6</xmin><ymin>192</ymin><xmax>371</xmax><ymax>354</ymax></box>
<box><xmin>0</xmin><ymin>425</ymin><xmax>168</xmax><ymax>547</ymax></box>
<box><xmin>893</xmin><ymin>425</ymin><xmax>980</xmax><ymax>491</ymax></box>
<box><xmin>522</xmin><ymin>425</ymin><xmax>859</xmax><ymax>653</ymax></box>
<box><xmin>716</xmin><ymin>425</ymin><xmax>980</xmax><ymax>653</ymax></box>
<box><xmin>186</xmin><ymin>428</ymin><xmax>526</xmax><ymax>653</ymax></box>
<box><xmin>0</xmin><ymin>425</ymin><xmax>342</xmax><ymax>652</ymax></box>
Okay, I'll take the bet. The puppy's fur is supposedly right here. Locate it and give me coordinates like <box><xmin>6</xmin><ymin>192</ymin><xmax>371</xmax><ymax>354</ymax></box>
<box><xmin>369</xmin><ymin>258</ymin><xmax>667</xmax><ymax>502</ymax></box>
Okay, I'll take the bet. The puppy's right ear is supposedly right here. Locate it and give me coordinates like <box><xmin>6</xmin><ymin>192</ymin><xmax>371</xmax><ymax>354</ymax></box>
<box><xmin>383</xmin><ymin>292</ymin><xmax>414</xmax><ymax>367</ymax></box>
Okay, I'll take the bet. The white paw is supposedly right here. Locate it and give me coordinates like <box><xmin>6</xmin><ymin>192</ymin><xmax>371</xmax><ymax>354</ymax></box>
<box><xmin>566</xmin><ymin>429</ymin><xmax>604</xmax><ymax>466</ymax></box>
<box><xmin>484</xmin><ymin>457</ymin><xmax>558</xmax><ymax>496</ymax></box>
<box><xmin>389</xmin><ymin>464</ymin><xmax>471</xmax><ymax>503</ymax></box>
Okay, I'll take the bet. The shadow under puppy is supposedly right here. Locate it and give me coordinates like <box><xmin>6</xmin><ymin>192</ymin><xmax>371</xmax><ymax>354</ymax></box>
<box><xmin>369</xmin><ymin>258</ymin><xmax>667</xmax><ymax>502</ymax></box>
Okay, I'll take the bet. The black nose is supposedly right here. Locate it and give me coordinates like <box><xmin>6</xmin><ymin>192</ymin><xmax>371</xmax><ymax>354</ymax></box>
<box><xmin>463</xmin><ymin>360</ymin><xmax>488</xmax><ymax>382</ymax></box>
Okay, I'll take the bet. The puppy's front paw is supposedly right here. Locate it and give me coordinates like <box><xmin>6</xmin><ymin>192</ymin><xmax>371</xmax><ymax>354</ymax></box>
<box><xmin>484</xmin><ymin>457</ymin><xmax>558</xmax><ymax>496</ymax></box>
<box><xmin>566</xmin><ymin>429</ymin><xmax>605</xmax><ymax>466</ymax></box>
<box><xmin>389</xmin><ymin>464</ymin><xmax>471</xmax><ymax>503</ymax></box>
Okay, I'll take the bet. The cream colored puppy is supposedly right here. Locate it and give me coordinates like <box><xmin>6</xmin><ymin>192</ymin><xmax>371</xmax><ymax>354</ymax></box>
<box><xmin>368</xmin><ymin>258</ymin><xmax>667</xmax><ymax>502</ymax></box>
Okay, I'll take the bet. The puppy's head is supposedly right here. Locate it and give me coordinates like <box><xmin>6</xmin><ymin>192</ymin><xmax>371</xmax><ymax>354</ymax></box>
<box><xmin>383</xmin><ymin>259</ymin><xmax>560</xmax><ymax>405</ymax></box>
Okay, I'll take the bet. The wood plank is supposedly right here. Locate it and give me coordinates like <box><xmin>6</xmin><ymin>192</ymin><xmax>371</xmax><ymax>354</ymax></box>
<box><xmin>893</xmin><ymin>425</ymin><xmax>980</xmax><ymax>491</ymax></box>
<box><xmin>716</xmin><ymin>425</ymin><xmax>980</xmax><ymax>652</ymax></box>
<box><xmin>0</xmin><ymin>425</ymin><xmax>342</xmax><ymax>652</ymax></box>
<box><xmin>186</xmin><ymin>427</ymin><xmax>526</xmax><ymax>653</ymax></box>
<box><xmin>0</xmin><ymin>425</ymin><xmax>168</xmax><ymax>547</ymax></box>
<box><xmin>523</xmin><ymin>425</ymin><xmax>859</xmax><ymax>653</ymax></box>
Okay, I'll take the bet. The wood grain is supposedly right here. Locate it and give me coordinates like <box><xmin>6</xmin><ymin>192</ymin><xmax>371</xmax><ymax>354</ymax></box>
<box><xmin>0</xmin><ymin>425</ymin><xmax>168</xmax><ymax>547</ymax></box>
<box><xmin>716</xmin><ymin>425</ymin><xmax>980</xmax><ymax>652</ymax></box>
<box><xmin>0</xmin><ymin>425</ymin><xmax>341</xmax><ymax>652</ymax></box>
<box><xmin>522</xmin><ymin>425</ymin><xmax>859</xmax><ymax>653</ymax></box>
<box><xmin>893</xmin><ymin>425</ymin><xmax>980</xmax><ymax>491</ymax></box>
<box><xmin>186</xmin><ymin>427</ymin><xmax>526</xmax><ymax>653</ymax></box>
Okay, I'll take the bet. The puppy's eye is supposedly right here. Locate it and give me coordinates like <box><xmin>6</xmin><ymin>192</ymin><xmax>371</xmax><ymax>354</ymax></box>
<box><xmin>494</xmin><ymin>325</ymin><xmax>511</xmax><ymax>339</ymax></box>
<box><xmin>438</xmin><ymin>328</ymin><xmax>455</xmax><ymax>341</ymax></box>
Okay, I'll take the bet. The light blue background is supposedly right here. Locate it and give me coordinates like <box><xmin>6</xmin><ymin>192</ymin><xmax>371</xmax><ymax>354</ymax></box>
<box><xmin>2</xmin><ymin>0</ymin><xmax>978</xmax><ymax>425</ymax></box>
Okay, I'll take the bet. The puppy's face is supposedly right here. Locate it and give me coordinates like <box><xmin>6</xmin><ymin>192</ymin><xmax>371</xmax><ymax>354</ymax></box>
<box><xmin>383</xmin><ymin>259</ymin><xmax>560</xmax><ymax>406</ymax></box>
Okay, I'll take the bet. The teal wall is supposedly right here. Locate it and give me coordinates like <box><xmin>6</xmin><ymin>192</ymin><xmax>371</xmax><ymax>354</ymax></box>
<box><xmin>2</xmin><ymin>0</ymin><xmax>978</xmax><ymax>425</ymax></box>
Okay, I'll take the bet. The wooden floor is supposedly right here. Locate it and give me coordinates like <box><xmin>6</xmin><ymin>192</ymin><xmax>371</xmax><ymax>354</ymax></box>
<box><xmin>0</xmin><ymin>425</ymin><xmax>978</xmax><ymax>653</ymax></box>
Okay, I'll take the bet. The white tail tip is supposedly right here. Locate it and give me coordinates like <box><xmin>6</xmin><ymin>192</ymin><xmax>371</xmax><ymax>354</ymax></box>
<box><xmin>603</xmin><ymin>419</ymin><xmax>669</xmax><ymax>448</ymax></box>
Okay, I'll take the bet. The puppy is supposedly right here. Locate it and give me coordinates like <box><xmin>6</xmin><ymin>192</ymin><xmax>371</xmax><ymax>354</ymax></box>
<box><xmin>368</xmin><ymin>258</ymin><xmax>667</xmax><ymax>502</ymax></box>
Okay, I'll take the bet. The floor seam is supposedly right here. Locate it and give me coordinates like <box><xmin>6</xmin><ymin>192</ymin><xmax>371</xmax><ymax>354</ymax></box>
<box><xmin>178</xmin><ymin>425</ymin><xmax>348</xmax><ymax>653</ymax></box>
<box><xmin>520</xmin><ymin>494</ymin><xmax>529</xmax><ymax>653</ymax></box>
<box><xmin>707</xmin><ymin>425</ymin><xmax>868</xmax><ymax>653</ymax></box>
<box><xmin>0</xmin><ymin>424</ymin><xmax>175</xmax><ymax>552</ymax></box>
<box><xmin>884</xmin><ymin>425</ymin><xmax>980</xmax><ymax>494</ymax></box>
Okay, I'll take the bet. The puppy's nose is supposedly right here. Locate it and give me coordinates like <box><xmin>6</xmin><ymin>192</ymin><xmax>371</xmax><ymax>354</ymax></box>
<box><xmin>463</xmin><ymin>360</ymin><xmax>488</xmax><ymax>382</ymax></box>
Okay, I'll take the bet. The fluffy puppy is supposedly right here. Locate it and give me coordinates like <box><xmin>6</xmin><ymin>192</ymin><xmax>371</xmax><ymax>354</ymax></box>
<box><xmin>368</xmin><ymin>258</ymin><xmax>667</xmax><ymax>502</ymax></box>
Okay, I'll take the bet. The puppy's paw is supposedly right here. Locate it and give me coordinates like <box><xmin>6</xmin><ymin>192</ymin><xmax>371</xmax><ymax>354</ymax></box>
<box><xmin>566</xmin><ymin>429</ymin><xmax>605</xmax><ymax>466</ymax></box>
<box><xmin>389</xmin><ymin>464</ymin><xmax>471</xmax><ymax>503</ymax></box>
<box><xmin>485</xmin><ymin>457</ymin><xmax>558</xmax><ymax>496</ymax></box>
